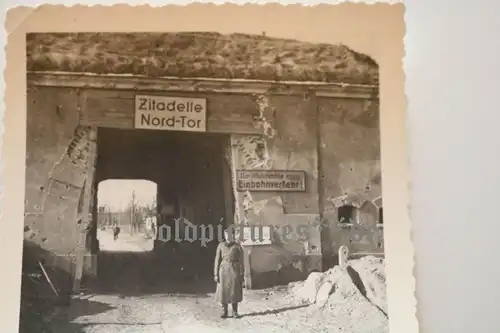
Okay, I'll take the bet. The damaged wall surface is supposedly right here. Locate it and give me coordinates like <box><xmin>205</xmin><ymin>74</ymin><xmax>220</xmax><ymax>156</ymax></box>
<box><xmin>25</xmin><ymin>76</ymin><xmax>381</xmax><ymax>291</ymax></box>
<box><xmin>318</xmin><ymin>97</ymin><xmax>383</xmax><ymax>266</ymax></box>
<box><xmin>24</xmin><ymin>86</ymin><xmax>96</xmax><ymax>293</ymax></box>
<box><xmin>227</xmin><ymin>94</ymin><xmax>382</xmax><ymax>287</ymax></box>
<box><xmin>228</xmin><ymin>92</ymin><xmax>323</xmax><ymax>288</ymax></box>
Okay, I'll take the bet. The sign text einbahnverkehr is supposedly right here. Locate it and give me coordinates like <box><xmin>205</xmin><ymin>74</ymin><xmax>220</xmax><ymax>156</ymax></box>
<box><xmin>236</xmin><ymin>170</ymin><xmax>306</xmax><ymax>192</ymax></box>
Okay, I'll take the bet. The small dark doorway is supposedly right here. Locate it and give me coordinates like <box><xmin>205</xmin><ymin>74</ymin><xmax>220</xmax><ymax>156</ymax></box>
<box><xmin>338</xmin><ymin>204</ymin><xmax>357</xmax><ymax>224</ymax></box>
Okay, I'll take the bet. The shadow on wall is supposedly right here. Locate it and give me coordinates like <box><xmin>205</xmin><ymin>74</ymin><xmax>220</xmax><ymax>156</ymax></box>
<box><xmin>19</xmin><ymin>241</ymin><xmax>115</xmax><ymax>333</ymax></box>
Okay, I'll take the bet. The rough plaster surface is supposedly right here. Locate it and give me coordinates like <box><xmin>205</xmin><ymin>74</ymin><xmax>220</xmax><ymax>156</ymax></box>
<box><xmin>25</xmin><ymin>87</ymin><xmax>91</xmax><ymax>257</ymax></box>
<box><xmin>318</xmin><ymin>97</ymin><xmax>382</xmax><ymax>255</ymax></box>
<box><xmin>24</xmin><ymin>85</ymin><xmax>382</xmax><ymax>288</ymax></box>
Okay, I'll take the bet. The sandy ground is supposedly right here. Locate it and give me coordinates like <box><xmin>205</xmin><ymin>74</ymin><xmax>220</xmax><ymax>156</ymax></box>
<box><xmin>47</xmin><ymin>230</ymin><xmax>388</xmax><ymax>333</ymax></box>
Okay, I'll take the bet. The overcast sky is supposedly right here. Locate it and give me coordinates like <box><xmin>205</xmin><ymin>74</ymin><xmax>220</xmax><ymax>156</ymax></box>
<box><xmin>98</xmin><ymin>179</ymin><xmax>157</xmax><ymax>211</ymax></box>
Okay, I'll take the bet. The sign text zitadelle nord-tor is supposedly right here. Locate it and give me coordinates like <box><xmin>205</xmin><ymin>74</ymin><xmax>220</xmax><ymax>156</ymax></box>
<box><xmin>236</xmin><ymin>170</ymin><xmax>306</xmax><ymax>192</ymax></box>
<box><xmin>135</xmin><ymin>95</ymin><xmax>207</xmax><ymax>132</ymax></box>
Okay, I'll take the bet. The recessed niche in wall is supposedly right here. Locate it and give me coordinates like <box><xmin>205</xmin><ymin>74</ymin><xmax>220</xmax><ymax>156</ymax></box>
<box><xmin>337</xmin><ymin>204</ymin><xmax>358</xmax><ymax>227</ymax></box>
<box><xmin>377</xmin><ymin>207</ymin><xmax>383</xmax><ymax>228</ymax></box>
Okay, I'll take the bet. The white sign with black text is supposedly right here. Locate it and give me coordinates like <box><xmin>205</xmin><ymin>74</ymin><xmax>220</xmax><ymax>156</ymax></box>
<box><xmin>135</xmin><ymin>95</ymin><xmax>207</xmax><ymax>132</ymax></box>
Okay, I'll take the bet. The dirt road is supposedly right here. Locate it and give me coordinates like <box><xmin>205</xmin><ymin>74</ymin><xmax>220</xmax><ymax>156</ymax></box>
<box><xmin>46</xmin><ymin>230</ymin><xmax>388</xmax><ymax>333</ymax></box>
<box><xmin>56</xmin><ymin>287</ymin><xmax>377</xmax><ymax>333</ymax></box>
<box><xmin>97</xmin><ymin>228</ymin><xmax>154</xmax><ymax>252</ymax></box>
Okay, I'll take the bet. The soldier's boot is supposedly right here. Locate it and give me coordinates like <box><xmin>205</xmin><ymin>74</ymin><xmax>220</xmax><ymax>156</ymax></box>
<box><xmin>232</xmin><ymin>303</ymin><xmax>240</xmax><ymax>318</ymax></box>
<box><xmin>221</xmin><ymin>304</ymin><xmax>228</xmax><ymax>318</ymax></box>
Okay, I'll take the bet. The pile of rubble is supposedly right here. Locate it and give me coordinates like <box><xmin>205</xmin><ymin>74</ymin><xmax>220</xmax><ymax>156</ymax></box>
<box><xmin>287</xmin><ymin>251</ymin><xmax>389</xmax><ymax>333</ymax></box>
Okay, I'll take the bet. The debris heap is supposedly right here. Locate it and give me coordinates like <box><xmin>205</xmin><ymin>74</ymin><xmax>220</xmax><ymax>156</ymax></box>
<box><xmin>287</xmin><ymin>254</ymin><xmax>389</xmax><ymax>333</ymax></box>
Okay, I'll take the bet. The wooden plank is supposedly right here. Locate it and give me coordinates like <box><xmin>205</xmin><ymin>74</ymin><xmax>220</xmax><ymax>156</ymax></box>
<box><xmin>38</xmin><ymin>261</ymin><xmax>59</xmax><ymax>297</ymax></box>
<box><xmin>72</xmin><ymin>127</ymin><xmax>98</xmax><ymax>293</ymax></box>
<box><xmin>221</xmin><ymin>142</ymin><xmax>234</xmax><ymax>225</ymax></box>
<box><xmin>80</xmin><ymin>118</ymin><xmax>134</xmax><ymax>129</ymax></box>
<box><xmin>81</xmin><ymin>89</ymin><xmax>261</xmax><ymax>134</ymax></box>
<box><xmin>27</xmin><ymin>72</ymin><xmax>379</xmax><ymax>99</ymax></box>
<box><xmin>81</xmin><ymin>110</ymin><xmax>261</xmax><ymax>134</ymax></box>
<box><xmin>206</xmin><ymin>119</ymin><xmax>260</xmax><ymax>135</ymax></box>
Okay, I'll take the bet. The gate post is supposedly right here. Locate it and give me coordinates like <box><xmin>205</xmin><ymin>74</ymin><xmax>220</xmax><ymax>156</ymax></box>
<box><xmin>73</xmin><ymin>127</ymin><xmax>98</xmax><ymax>293</ymax></box>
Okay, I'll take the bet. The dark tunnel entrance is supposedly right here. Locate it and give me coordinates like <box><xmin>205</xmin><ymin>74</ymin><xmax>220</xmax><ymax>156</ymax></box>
<box><xmin>87</xmin><ymin>127</ymin><xmax>234</xmax><ymax>294</ymax></box>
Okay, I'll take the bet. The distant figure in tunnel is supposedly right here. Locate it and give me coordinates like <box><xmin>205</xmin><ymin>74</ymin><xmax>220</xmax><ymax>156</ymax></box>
<box><xmin>214</xmin><ymin>227</ymin><xmax>245</xmax><ymax>318</ymax></box>
<box><xmin>112</xmin><ymin>223</ymin><xmax>121</xmax><ymax>241</ymax></box>
<box><xmin>151</xmin><ymin>219</ymin><xmax>156</xmax><ymax>239</ymax></box>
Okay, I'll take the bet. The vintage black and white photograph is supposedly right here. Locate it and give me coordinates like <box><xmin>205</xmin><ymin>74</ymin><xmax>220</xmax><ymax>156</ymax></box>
<box><xmin>21</xmin><ymin>29</ymin><xmax>386</xmax><ymax>332</ymax></box>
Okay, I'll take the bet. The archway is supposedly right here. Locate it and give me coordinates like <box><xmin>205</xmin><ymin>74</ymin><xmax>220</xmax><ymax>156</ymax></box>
<box><xmin>84</xmin><ymin>127</ymin><xmax>233</xmax><ymax>294</ymax></box>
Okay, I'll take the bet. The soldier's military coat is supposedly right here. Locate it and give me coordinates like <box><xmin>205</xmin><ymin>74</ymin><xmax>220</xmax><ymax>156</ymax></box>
<box><xmin>214</xmin><ymin>241</ymin><xmax>244</xmax><ymax>304</ymax></box>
